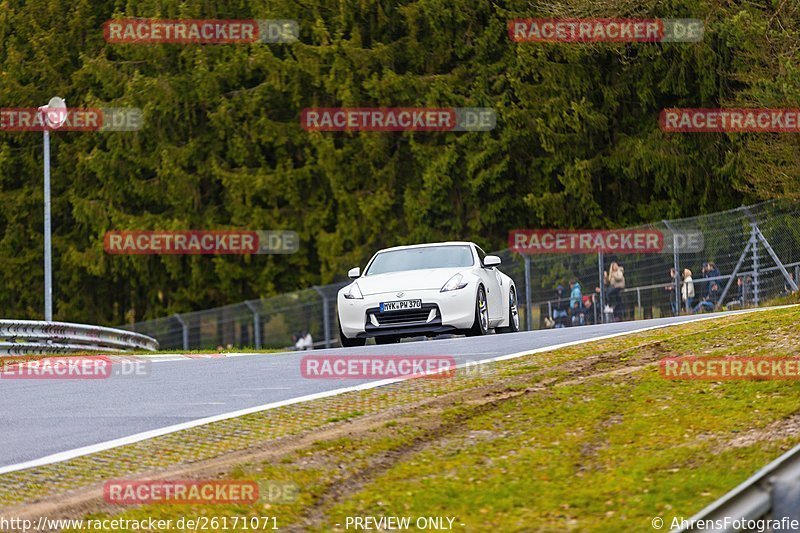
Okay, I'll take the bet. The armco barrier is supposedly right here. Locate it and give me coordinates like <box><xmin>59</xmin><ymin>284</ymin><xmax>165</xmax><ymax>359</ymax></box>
<box><xmin>0</xmin><ymin>320</ymin><xmax>159</xmax><ymax>356</ymax></box>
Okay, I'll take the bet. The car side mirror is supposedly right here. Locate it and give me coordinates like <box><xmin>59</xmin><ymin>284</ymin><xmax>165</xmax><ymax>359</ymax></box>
<box><xmin>347</xmin><ymin>267</ymin><xmax>361</xmax><ymax>279</ymax></box>
<box><xmin>484</xmin><ymin>255</ymin><xmax>501</xmax><ymax>268</ymax></box>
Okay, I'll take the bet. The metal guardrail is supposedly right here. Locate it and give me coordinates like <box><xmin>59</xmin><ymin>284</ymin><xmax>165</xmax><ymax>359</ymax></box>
<box><xmin>0</xmin><ymin>320</ymin><xmax>159</xmax><ymax>356</ymax></box>
<box><xmin>674</xmin><ymin>442</ymin><xmax>800</xmax><ymax>532</ymax></box>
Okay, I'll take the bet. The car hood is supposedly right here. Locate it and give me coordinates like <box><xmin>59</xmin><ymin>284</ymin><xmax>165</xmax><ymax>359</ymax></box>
<box><xmin>354</xmin><ymin>268</ymin><xmax>467</xmax><ymax>296</ymax></box>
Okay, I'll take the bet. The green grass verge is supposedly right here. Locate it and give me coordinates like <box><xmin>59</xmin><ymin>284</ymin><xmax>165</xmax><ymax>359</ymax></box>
<box><xmin>13</xmin><ymin>307</ymin><xmax>800</xmax><ymax>531</ymax></box>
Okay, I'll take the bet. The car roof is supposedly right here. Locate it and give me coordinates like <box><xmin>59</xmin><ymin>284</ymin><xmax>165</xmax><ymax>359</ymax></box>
<box><xmin>376</xmin><ymin>241</ymin><xmax>476</xmax><ymax>253</ymax></box>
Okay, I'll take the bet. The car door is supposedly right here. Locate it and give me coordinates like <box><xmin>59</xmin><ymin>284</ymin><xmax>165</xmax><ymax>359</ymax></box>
<box><xmin>474</xmin><ymin>245</ymin><xmax>504</xmax><ymax>321</ymax></box>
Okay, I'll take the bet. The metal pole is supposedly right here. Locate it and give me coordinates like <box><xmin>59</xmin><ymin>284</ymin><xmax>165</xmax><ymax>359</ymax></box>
<box><xmin>313</xmin><ymin>286</ymin><xmax>331</xmax><ymax>348</ymax></box>
<box><xmin>322</xmin><ymin>294</ymin><xmax>330</xmax><ymax>348</ymax></box>
<box><xmin>597</xmin><ymin>251</ymin><xmax>605</xmax><ymax>323</ymax></box>
<box><xmin>715</xmin><ymin>240</ymin><xmax>752</xmax><ymax>311</ymax></box>
<box><xmin>636</xmin><ymin>288</ymin><xmax>642</xmax><ymax>320</ymax></box>
<box><xmin>245</xmin><ymin>301</ymin><xmax>262</xmax><ymax>349</ymax></box>
<box><xmin>673</xmin><ymin>234</ymin><xmax>680</xmax><ymax>315</ymax></box>
<box><xmin>43</xmin><ymin>129</ymin><xmax>53</xmax><ymax>322</ymax></box>
<box><xmin>751</xmin><ymin>225</ymin><xmax>760</xmax><ymax>306</ymax></box>
<box><xmin>174</xmin><ymin>313</ymin><xmax>189</xmax><ymax>350</ymax></box>
<box><xmin>524</xmin><ymin>255</ymin><xmax>532</xmax><ymax>331</ymax></box>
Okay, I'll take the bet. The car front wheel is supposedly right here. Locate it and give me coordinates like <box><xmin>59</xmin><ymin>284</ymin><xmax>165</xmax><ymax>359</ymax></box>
<box><xmin>496</xmin><ymin>287</ymin><xmax>520</xmax><ymax>333</ymax></box>
<box><xmin>339</xmin><ymin>324</ymin><xmax>366</xmax><ymax>347</ymax></box>
<box><xmin>467</xmin><ymin>285</ymin><xmax>489</xmax><ymax>336</ymax></box>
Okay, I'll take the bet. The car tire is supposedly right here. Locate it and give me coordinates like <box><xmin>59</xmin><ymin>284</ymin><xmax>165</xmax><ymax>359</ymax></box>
<box><xmin>375</xmin><ymin>336</ymin><xmax>400</xmax><ymax>345</ymax></box>
<box><xmin>466</xmin><ymin>285</ymin><xmax>489</xmax><ymax>336</ymax></box>
<box><xmin>496</xmin><ymin>287</ymin><xmax>520</xmax><ymax>334</ymax></box>
<box><xmin>339</xmin><ymin>324</ymin><xmax>366</xmax><ymax>347</ymax></box>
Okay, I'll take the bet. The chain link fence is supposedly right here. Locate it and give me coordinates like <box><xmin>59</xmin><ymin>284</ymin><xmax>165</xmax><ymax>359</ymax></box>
<box><xmin>121</xmin><ymin>201</ymin><xmax>800</xmax><ymax>350</ymax></box>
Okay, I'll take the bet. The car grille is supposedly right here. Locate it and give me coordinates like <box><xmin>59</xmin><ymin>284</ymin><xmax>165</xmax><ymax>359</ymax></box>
<box><xmin>367</xmin><ymin>304</ymin><xmax>438</xmax><ymax>327</ymax></box>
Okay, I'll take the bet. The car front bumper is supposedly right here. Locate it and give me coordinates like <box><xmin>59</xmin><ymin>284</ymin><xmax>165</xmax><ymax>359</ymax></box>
<box><xmin>338</xmin><ymin>287</ymin><xmax>476</xmax><ymax>339</ymax></box>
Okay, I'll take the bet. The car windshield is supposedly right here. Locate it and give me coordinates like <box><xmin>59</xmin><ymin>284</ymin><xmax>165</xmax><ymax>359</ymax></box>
<box><xmin>365</xmin><ymin>245</ymin><xmax>474</xmax><ymax>275</ymax></box>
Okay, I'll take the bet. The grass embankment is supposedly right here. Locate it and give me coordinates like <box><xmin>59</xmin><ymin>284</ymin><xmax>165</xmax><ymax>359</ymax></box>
<box><xmin>3</xmin><ymin>307</ymin><xmax>798</xmax><ymax>531</ymax></box>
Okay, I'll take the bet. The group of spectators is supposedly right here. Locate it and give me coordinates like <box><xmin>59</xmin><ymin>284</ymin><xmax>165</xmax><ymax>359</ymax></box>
<box><xmin>548</xmin><ymin>259</ymin><xmax>797</xmax><ymax>328</ymax></box>
<box><xmin>549</xmin><ymin>279</ymin><xmax>592</xmax><ymax>328</ymax></box>
<box><xmin>664</xmin><ymin>261</ymin><xmax>776</xmax><ymax>314</ymax></box>
<box><xmin>547</xmin><ymin>261</ymin><xmax>627</xmax><ymax>328</ymax></box>
<box><xmin>665</xmin><ymin>261</ymin><xmax>723</xmax><ymax>314</ymax></box>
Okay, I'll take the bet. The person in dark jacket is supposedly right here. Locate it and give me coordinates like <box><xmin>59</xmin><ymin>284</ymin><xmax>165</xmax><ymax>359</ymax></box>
<box><xmin>577</xmin><ymin>295</ymin><xmax>595</xmax><ymax>325</ymax></box>
<box><xmin>694</xmin><ymin>282</ymin><xmax>720</xmax><ymax>313</ymax></box>
<box><xmin>703</xmin><ymin>262</ymin><xmax>721</xmax><ymax>298</ymax></box>
<box><xmin>553</xmin><ymin>284</ymin><xmax>570</xmax><ymax>328</ymax></box>
<box><xmin>664</xmin><ymin>267</ymin><xmax>678</xmax><ymax>316</ymax></box>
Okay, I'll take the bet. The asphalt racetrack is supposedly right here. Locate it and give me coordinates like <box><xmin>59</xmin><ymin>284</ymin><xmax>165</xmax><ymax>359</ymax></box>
<box><xmin>0</xmin><ymin>311</ymin><xmax>753</xmax><ymax>473</ymax></box>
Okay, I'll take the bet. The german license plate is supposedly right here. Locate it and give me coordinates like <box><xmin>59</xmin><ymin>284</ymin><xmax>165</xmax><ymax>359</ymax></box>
<box><xmin>380</xmin><ymin>299</ymin><xmax>422</xmax><ymax>312</ymax></box>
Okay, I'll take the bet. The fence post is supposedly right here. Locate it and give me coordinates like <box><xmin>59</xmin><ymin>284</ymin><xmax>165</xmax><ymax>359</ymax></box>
<box><xmin>524</xmin><ymin>255</ymin><xmax>533</xmax><ymax>331</ymax></box>
<box><xmin>751</xmin><ymin>224</ymin><xmax>760</xmax><ymax>306</ymax></box>
<box><xmin>174</xmin><ymin>313</ymin><xmax>189</xmax><ymax>351</ymax></box>
<box><xmin>796</xmin><ymin>265</ymin><xmax>799</xmax><ymax>290</ymax></box>
<box><xmin>244</xmin><ymin>301</ymin><xmax>261</xmax><ymax>349</ymax></box>
<box><xmin>597</xmin><ymin>251</ymin><xmax>605</xmax><ymax>323</ymax></box>
<box><xmin>636</xmin><ymin>288</ymin><xmax>642</xmax><ymax>320</ymax></box>
<box><xmin>313</xmin><ymin>286</ymin><xmax>331</xmax><ymax>348</ymax></box>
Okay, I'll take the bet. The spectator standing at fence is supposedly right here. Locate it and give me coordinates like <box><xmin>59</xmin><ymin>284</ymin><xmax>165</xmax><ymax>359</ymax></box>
<box><xmin>553</xmin><ymin>284</ymin><xmax>569</xmax><ymax>328</ymax></box>
<box><xmin>698</xmin><ymin>263</ymin><xmax>709</xmax><ymax>297</ymax></box>
<box><xmin>665</xmin><ymin>267</ymin><xmax>678</xmax><ymax>316</ymax></box>
<box><xmin>681</xmin><ymin>268</ymin><xmax>695</xmax><ymax>313</ymax></box>
<box><xmin>705</xmin><ymin>262</ymin><xmax>721</xmax><ymax>298</ymax></box>
<box><xmin>569</xmin><ymin>278</ymin><xmax>582</xmax><ymax>325</ymax></box>
<box><xmin>604</xmin><ymin>262</ymin><xmax>625</xmax><ymax>321</ymax></box>
<box><xmin>579</xmin><ymin>295</ymin><xmax>595</xmax><ymax>325</ymax></box>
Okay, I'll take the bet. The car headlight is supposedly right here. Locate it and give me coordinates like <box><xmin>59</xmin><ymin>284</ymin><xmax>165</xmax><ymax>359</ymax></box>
<box><xmin>440</xmin><ymin>273</ymin><xmax>468</xmax><ymax>292</ymax></box>
<box><xmin>343</xmin><ymin>282</ymin><xmax>364</xmax><ymax>299</ymax></box>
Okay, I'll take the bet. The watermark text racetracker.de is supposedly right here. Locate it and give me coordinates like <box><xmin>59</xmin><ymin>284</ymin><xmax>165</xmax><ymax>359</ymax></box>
<box><xmin>0</xmin><ymin>356</ymin><xmax>149</xmax><ymax>380</ymax></box>
<box><xmin>509</xmin><ymin>18</ymin><xmax>703</xmax><ymax>43</ymax></box>
<box><xmin>0</xmin><ymin>107</ymin><xmax>142</xmax><ymax>132</ymax></box>
<box><xmin>302</xmin><ymin>355</ymin><xmax>457</xmax><ymax>380</ymax></box>
<box><xmin>301</xmin><ymin>108</ymin><xmax>495</xmax><ymax>132</ymax></box>
<box><xmin>660</xmin><ymin>356</ymin><xmax>800</xmax><ymax>381</ymax></box>
<box><xmin>661</xmin><ymin>108</ymin><xmax>800</xmax><ymax>132</ymax></box>
<box><xmin>103</xmin><ymin>230</ymin><xmax>299</xmax><ymax>255</ymax></box>
<box><xmin>509</xmin><ymin>229</ymin><xmax>704</xmax><ymax>255</ymax></box>
<box><xmin>104</xmin><ymin>19</ymin><xmax>298</xmax><ymax>44</ymax></box>
<box><xmin>104</xmin><ymin>478</ymin><xmax>297</xmax><ymax>505</ymax></box>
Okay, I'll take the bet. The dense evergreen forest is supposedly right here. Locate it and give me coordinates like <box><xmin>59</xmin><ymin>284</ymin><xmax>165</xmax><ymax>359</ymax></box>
<box><xmin>0</xmin><ymin>0</ymin><xmax>797</xmax><ymax>324</ymax></box>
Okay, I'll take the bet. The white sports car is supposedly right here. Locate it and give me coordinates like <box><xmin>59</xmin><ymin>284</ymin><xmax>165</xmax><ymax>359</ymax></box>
<box><xmin>337</xmin><ymin>241</ymin><xmax>520</xmax><ymax>346</ymax></box>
